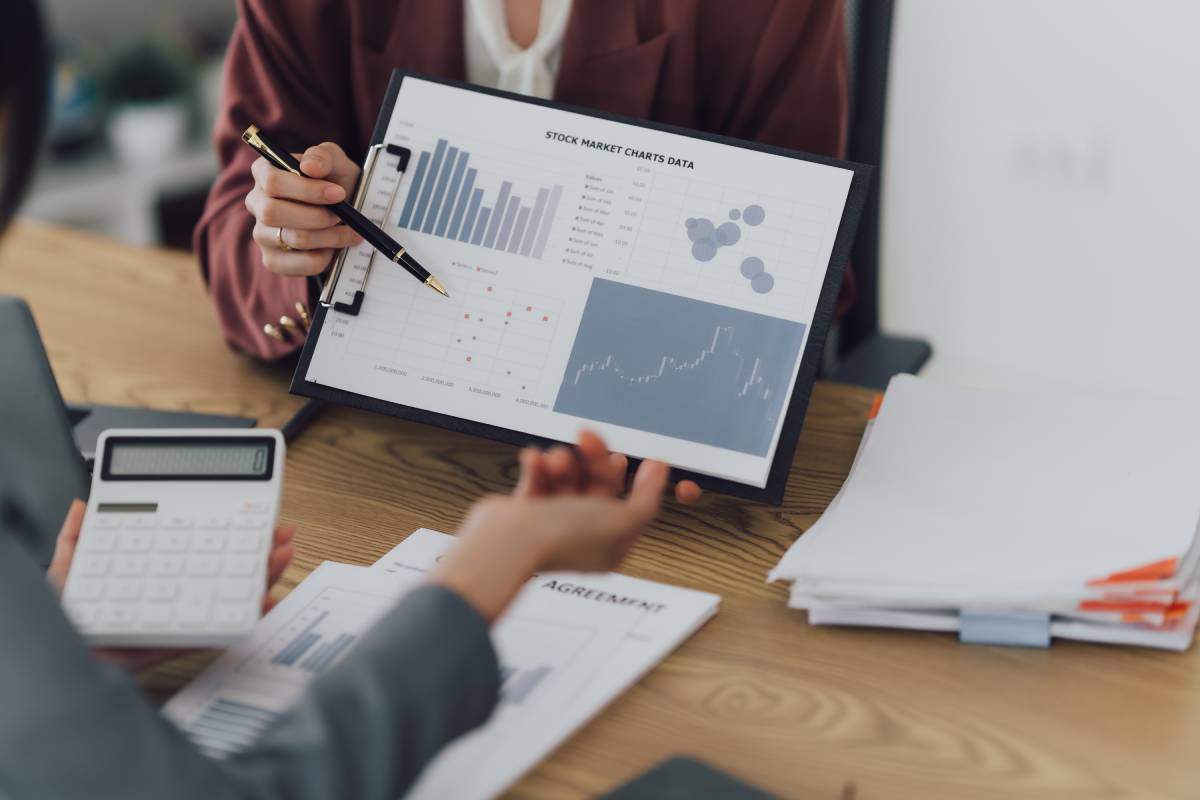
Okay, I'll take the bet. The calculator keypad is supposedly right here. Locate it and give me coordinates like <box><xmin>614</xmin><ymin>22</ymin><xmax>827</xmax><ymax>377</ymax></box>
<box><xmin>63</xmin><ymin>507</ymin><xmax>272</xmax><ymax>642</ymax></box>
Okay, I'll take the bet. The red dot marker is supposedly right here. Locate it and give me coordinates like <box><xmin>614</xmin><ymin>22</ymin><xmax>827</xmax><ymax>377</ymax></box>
<box><xmin>466</xmin><ymin>356</ymin><xmax>472</xmax><ymax>362</ymax></box>
<box><xmin>506</xmin><ymin>311</ymin><xmax>512</xmax><ymax>317</ymax></box>
<box><xmin>464</xmin><ymin>313</ymin><xmax>470</xmax><ymax>319</ymax></box>
<box><xmin>542</xmin><ymin>315</ymin><xmax>549</xmax><ymax>321</ymax></box>
<box><xmin>526</xmin><ymin>306</ymin><xmax>532</xmax><ymax>312</ymax></box>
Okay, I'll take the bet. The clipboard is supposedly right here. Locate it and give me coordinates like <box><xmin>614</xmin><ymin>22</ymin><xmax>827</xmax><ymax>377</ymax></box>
<box><xmin>292</xmin><ymin>71</ymin><xmax>871</xmax><ymax>504</ymax></box>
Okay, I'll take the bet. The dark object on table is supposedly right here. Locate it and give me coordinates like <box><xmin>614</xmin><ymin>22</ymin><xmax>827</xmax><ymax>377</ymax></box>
<box><xmin>599</xmin><ymin>756</ymin><xmax>780</xmax><ymax>800</ymax></box>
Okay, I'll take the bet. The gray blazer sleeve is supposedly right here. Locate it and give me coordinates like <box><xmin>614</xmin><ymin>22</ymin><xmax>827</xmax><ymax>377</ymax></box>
<box><xmin>0</xmin><ymin>530</ymin><xmax>499</xmax><ymax>800</ymax></box>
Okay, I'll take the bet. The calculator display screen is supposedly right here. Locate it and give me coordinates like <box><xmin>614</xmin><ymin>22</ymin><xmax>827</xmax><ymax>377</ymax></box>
<box><xmin>102</xmin><ymin>438</ymin><xmax>275</xmax><ymax>481</ymax></box>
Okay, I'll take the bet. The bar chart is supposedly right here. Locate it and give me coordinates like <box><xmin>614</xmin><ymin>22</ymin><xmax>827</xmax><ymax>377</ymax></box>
<box><xmin>396</xmin><ymin>137</ymin><xmax>563</xmax><ymax>260</ymax></box>
<box><xmin>268</xmin><ymin>610</ymin><xmax>358</xmax><ymax>674</ymax></box>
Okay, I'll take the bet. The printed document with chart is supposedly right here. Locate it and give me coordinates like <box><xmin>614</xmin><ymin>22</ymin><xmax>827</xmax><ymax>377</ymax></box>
<box><xmin>298</xmin><ymin>74</ymin><xmax>862</xmax><ymax>491</ymax></box>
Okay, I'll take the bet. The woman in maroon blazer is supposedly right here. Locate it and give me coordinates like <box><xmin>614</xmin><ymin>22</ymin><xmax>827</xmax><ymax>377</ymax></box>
<box><xmin>197</xmin><ymin>0</ymin><xmax>851</xmax><ymax>361</ymax></box>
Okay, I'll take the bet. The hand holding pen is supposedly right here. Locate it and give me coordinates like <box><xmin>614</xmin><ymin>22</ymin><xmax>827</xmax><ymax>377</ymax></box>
<box><xmin>242</xmin><ymin>127</ymin><xmax>449</xmax><ymax>297</ymax></box>
<box><xmin>245</xmin><ymin>139</ymin><xmax>365</xmax><ymax>278</ymax></box>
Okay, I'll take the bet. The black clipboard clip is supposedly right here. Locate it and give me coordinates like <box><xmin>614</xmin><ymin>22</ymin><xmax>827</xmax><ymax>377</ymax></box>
<box><xmin>321</xmin><ymin>143</ymin><xmax>411</xmax><ymax>316</ymax></box>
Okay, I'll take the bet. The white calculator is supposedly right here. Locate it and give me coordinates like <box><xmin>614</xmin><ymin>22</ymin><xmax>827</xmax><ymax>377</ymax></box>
<box><xmin>61</xmin><ymin>429</ymin><xmax>285</xmax><ymax>648</ymax></box>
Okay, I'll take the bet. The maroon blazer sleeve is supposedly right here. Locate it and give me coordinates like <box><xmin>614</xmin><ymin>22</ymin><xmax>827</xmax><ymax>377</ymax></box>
<box><xmin>719</xmin><ymin>0</ymin><xmax>856</xmax><ymax>316</ymax></box>
<box><xmin>194</xmin><ymin>0</ymin><xmax>356</xmax><ymax>360</ymax></box>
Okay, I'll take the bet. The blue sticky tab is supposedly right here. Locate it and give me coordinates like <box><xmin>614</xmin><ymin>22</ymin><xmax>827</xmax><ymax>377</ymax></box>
<box><xmin>959</xmin><ymin>610</ymin><xmax>1051</xmax><ymax>648</ymax></box>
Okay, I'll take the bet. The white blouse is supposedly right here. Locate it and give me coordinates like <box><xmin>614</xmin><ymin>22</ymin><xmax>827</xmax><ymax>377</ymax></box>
<box><xmin>464</xmin><ymin>0</ymin><xmax>574</xmax><ymax>99</ymax></box>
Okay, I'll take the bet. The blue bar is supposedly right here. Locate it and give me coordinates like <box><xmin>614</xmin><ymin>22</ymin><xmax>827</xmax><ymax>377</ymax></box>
<box><xmin>410</xmin><ymin>139</ymin><xmax>447</xmax><ymax>231</ymax></box>
<box><xmin>507</xmin><ymin>206</ymin><xmax>531</xmax><ymax>253</ymax></box>
<box><xmin>456</xmin><ymin>185</ymin><xmax>480</xmax><ymax>242</ymax></box>
<box><xmin>307</xmin><ymin>633</ymin><xmax>356</xmax><ymax>673</ymax></box>
<box><xmin>495</xmin><ymin>195</ymin><xmax>521</xmax><ymax>251</ymax></box>
<box><xmin>520</xmin><ymin>187</ymin><xmax>549</xmax><ymax>256</ymax></box>
<box><xmin>447</xmin><ymin>168</ymin><xmax>477</xmax><ymax>240</ymax></box>
<box><xmin>435</xmin><ymin>152</ymin><xmax>469</xmax><ymax>237</ymax></box>
<box><xmin>532</xmin><ymin>184</ymin><xmax>563</xmax><ymax>259</ymax></box>
<box><xmin>299</xmin><ymin>641</ymin><xmax>331</xmax><ymax>672</ymax></box>
<box><xmin>503</xmin><ymin>666</ymin><xmax>551</xmax><ymax>705</ymax></box>
<box><xmin>470</xmin><ymin>207</ymin><xmax>491</xmax><ymax>245</ymax></box>
<box><xmin>396</xmin><ymin>150</ymin><xmax>430</xmax><ymax>230</ymax></box>
<box><xmin>483</xmin><ymin>181</ymin><xmax>512</xmax><ymax>248</ymax></box>
<box><xmin>274</xmin><ymin>631</ymin><xmax>319</xmax><ymax>666</ymax></box>
<box><xmin>423</xmin><ymin>145</ymin><xmax>459</xmax><ymax>234</ymax></box>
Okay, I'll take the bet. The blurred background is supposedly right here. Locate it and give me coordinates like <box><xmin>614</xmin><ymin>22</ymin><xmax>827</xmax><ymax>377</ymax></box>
<box><xmin>25</xmin><ymin>0</ymin><xmax>233</xmax><ymax>249</ymax></box>
<box><xmin>18</xmin><ymin>0</ymin><xmax>1200</xmax><ymax>401</ymax></box>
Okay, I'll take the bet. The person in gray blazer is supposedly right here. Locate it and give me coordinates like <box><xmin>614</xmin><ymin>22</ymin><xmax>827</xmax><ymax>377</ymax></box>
<box><xmin>0</xmin><ymin>3</ymin><xmax>699</xmax><ymax>797</ymax></box>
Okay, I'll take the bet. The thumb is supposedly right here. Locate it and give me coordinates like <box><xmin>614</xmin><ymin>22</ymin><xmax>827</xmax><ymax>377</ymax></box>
<box><xmin>626</xmin><ymin>460</ymin><xmax>668</xmax><ymax>523</ymax></box>
<box><xmin>299</xmin><ymin>142</ymin><xmax>358</xmax><ymax>191</ymax></box>
<box><xmin>47</xmin><ymin>499</ymin><xmax>86</xmax><ymax>594</ymax></box>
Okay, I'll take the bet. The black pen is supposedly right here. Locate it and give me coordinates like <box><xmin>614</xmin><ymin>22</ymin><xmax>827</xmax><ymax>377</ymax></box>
<box><xmin>241</xmin><ymin>124</ymin><xmax>449</xmax><ymax>298</ymax></box>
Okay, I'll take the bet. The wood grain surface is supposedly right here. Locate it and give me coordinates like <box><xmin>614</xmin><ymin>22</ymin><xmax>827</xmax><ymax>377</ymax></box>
<box><xmin>3</xmin><ymin>221</ymin><xmax>1198</xmax><ymax>800</ymax></box>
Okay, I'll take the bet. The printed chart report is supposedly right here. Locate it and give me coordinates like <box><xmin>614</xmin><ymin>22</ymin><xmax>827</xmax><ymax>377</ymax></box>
<box><xmin>304</xmin><ymin>76</ymin><xmax>855</xmax><ymax>488</ymax></box>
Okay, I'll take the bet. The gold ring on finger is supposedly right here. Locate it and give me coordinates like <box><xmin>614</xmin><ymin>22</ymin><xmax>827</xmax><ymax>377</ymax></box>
<box><xmin>276</xmin><ymin>226</ymin><xmax>293</xmax><ymax>252</ymax></box>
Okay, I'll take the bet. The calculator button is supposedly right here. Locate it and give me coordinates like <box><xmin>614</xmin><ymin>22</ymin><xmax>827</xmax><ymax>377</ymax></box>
<box><xmin>118</xmin><ymin>531</ymin><xmax>153</xmax><ymax>552</ymax></box>
<box><xmin>234</xmin><ymin>516</ymin><xmax>269</xmax><ymax>531</ymax></box>
<box><xmin>223</xmin><ymin>555</ymin><xmax>257</xmax><ymax>577</ymax></box>
<box><xmin>76</xmin><ymin>555</ymin><xmax>112</xmax><ymax>577</ymax></box>
<box><xmin>164</xmin><ymin>516</ymin><xmax>194</xmax><ymax>530</ymax></box>
<box><xmin>127</xmin><ymin>516</ymin><xmax>159</xmax><ymax>530</ymax></box>
<box><xmin>213</xmin><ymin>604</ymin><xmax>252</xmax><ymax>628</ymax></box>
<box><xmin>197</xmin><ymin>516</ymin><xmax>231</xmax><ymax>530</ymax></box>
<box><xmin>218</xmin><ymin>580</ymin><xmax>256</xmax><ymax>601</ymax></box>
<box><xmin>86</xmin><ymin>530</ymin><xmax>117</xmax><ymax>552</ymax></box>
<box><xmin>229</xmin><ymin>533</ymin><xmax>265</xmax><ymax>554</ymax></box>
<box><xmin>177</xmin><ymin>601</ymin><xmax>211</xmax><ymax>628</ymax></box>
<box><xmin>139</xmin><ymin>605</ymin><xmax>172</xmax><ymax>628</ymax></box>
<box><xmin>68</xmin><ymin>578</ymin><xmax>105</xmax><ymax>601</ymax></box>
<box><xmin>195</xmin><ymin>531</ymin><xmax>227</xmax><ymax>552</ymax></box>
<box><xmin>181</xmin><ymin>583</ymin><xmax>214</xmax><ymax>605</ymax></box>
<box><xmin>113</xmin><ymin>554</ymin><xmax>148</xmax><ymax>577</ymax></box>
<box><xmin>93</xmin><ymin>516</ymin><xmax>123</xmax><ymax>530</ymax></box>
<box><xmin>156</xmin><ymin>531</ymin><xmax>190</xmax><ymax>552</ymax></box>
<box><xmin>110</xmin><ymin>580</ymin><xmax>143</xmax><ymax>601</ymax></box>
<box><xmin>149</xmin><ymin>554</ymin><xmax>183</xmax><ymax>576</ymax></box>
<box><xmin>186</xmin><ymin>555</ymin><xmax>219</xmax><ymax>576</ymax></box>
<box><xmin>145</xmin><ymin>580</ymin><xmax>178</xmax><ymax>602</ymax></box>
<box><xmin>100</xmin><ymin>605</ymin><xmax>138</xmax><ymax>627</ymax></box>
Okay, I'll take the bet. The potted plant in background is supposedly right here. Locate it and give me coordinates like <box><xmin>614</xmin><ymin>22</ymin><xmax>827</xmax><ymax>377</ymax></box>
<box><xmin>102</xmin><ymin>42</ymin><xmax>194</xmax><ymax>167</ymax></box>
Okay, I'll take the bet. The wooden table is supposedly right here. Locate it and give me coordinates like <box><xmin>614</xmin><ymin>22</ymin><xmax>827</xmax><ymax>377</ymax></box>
<box><xmin>3</xmin><ymin>221</ymin><xmax>1198</xmax><ymax>800</ymax></box>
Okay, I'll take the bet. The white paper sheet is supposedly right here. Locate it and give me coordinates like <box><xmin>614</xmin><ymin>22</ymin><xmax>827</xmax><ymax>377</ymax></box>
<box><xmin>772</xmin><ymin>375</ymin><xmax>1200</xmax><ymax>600</ymax></box>
<box><xmin>163</xmin><ymin>560</ymin><xmax>645</xmax><ymax>799</ymax></box>
<box><xmin>370</xmin><ymin>529</ymin><xmax>721</xmax><ymax>798</ymax></box>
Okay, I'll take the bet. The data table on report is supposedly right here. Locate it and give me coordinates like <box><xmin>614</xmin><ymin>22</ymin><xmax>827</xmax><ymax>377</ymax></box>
<box><xmin>305</xmin><ymin>76</ymin><xmax>854</xmax><ymax>488</ymax></box>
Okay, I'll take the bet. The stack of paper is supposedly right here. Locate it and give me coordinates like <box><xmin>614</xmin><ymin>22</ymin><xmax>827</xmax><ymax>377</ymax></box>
<box><xmin>770</xmin><ymin>375</ymin><xmax>1200</xmax><ymax>650</ymax></box>
<box><xmin>165</xmin><ymin>529</ymin><xmax>720</xmax><ymax>798</ymax></box>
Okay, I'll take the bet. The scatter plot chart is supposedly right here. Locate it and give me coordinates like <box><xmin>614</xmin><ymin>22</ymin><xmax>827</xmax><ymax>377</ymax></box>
<box><xmin>554</xmin><ymin>279</ymin><xmax>806</xmax><ymax>456</ymax></box>
<box><xmin>348</xmin><ymin>271</ymin><xmax>562</xmax><ymax>394</ymax></box>
<box><xmin>684</xmin><ymin>204</ymin><xmax>774</xmax><ymax>293</ymax></box>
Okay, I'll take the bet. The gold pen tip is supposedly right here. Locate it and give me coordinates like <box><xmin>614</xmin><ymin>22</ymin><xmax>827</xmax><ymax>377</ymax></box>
<box><xmin>426</xmin><ymin>276</ymin><xmax>450</xmax><ymax>298</ymax></box>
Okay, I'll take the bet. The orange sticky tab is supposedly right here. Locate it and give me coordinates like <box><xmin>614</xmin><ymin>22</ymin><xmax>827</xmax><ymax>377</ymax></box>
<box><xmin>1164</xmin><ymin>603</ymin><xmax>1193</xmax><ymax>621</ymax></box>
<box><xmin>1079</xmin><ymin>600</ymin><xmax>1170</xmax><ymax>613</ymax></box>
<box><xmin>868</xmin><ymin>394</ymin><xmax>884</xmax><ymax>420</ymax></box>
<box><xmin>1086</xmin><ymin>557</ymin><xmax>1179</xmax><ymax>587</ymax></box>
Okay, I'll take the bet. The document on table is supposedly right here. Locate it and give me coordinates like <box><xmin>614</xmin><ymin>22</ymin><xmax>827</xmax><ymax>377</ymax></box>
<box><xmin>163</xmin><ymin>533</ymin><xmax>719</xmax><ymax>798</ymax></box>
<box><xmin>370</xmin><ymin>529</ymin><xmax>721</xmax><ymax>799</ymax></box>
<box><xmin>162</xmin><ymin>560</ymin><xmax>641</xmax><ymax>794</ymax></box>
<box><xmin>297</xmin><ymin>73</ymin><xmax>863</xmax><ymax>492</ymax></box>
